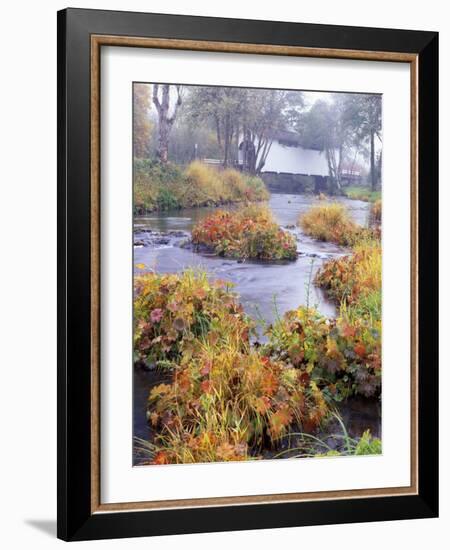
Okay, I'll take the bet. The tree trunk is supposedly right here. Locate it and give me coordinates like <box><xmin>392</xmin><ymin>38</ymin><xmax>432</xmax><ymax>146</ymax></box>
<box><xmin>214</xmin><ymin>114</ymin><xmax>222</xmax><ymax>149</ymax></box>
<box><xmin>325</xmin><ymin>149</ymin><xmax>334</xmax><ymax>193</ymax></box>
<box><xmin>223</xmin><ymin>115</ymin><xmax>230</xmax><ymax>168</ymax></box>
<box><xmin>370</xmin><ymin>129</ymin><xmax>376</xmax><ymax>191</ymax></box>
<box><xmin>256</xmin><ymin>138</ymin><xmax>273</xmax><ymax>174</ymax></box>
<box><xmin>157</xmin><ymin>117</ymin><xmax>169</xmax><ymax>163</ymax></box>
<box><xmin>326</xmin><ymin>147</ymin><xmax>341</xmax><ymax>194</ymax></box>
<box><xmin>152</xmin><ymin>84</ymin><xmax>182</xmax><ymax>164</ymax></box>
<box><xmin>235</xmin><ymin>123</ymin><xmax>240</xmax><ymax>164</ymax></box>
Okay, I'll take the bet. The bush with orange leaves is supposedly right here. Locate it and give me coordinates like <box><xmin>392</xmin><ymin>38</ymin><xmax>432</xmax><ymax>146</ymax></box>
<box><xmin>146</xmin><ymin>344</ymin><xmax>328</xmax><ymax>464</ymax></box>
<box><xmin>191</xmin><ymin>205</ymin><xmax>297</xmax><ymax>260</ymax></box>
<box><xmin>133</xmin><ymin>269</ymin><xmax>329</xmax><ymax>465</ymax></box>
<box><xmin>264</xmin><ymin>306</ymin><xmax>381</xmax><ymax>402</ymax></box>
<box><xmin>134</xmin><ymin>269</ymin><xmax>249</xmax><ymax>369</ymax></box>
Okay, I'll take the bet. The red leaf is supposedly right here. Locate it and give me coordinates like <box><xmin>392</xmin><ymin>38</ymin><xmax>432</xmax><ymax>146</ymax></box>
<box><xmin>201</xmin><ymin>380</ymin><xmax>212</xmax><ymax>393</ymax></box>
<box><xmin>354</xmin><ymin>343</ymin><xmax>366</xmax><ymax>358</ymax></box>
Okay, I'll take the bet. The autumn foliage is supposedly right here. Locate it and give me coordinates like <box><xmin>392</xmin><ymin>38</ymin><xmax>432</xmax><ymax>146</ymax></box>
<box><xmin>134</xmin><ymin>270</ymin><xmax>246</xmax><ymax>368</ymax></box>
<box><xmin>370</xmin><ymin>199</ymin><xmax>382</xmax><ymax>226</ymax></box>
<box><xmin>315</xmin><ymin>241</ymin><xmax>381</xmax><ymax>319</ymax></box>
<box><xmin>134</xmin><ymin>270</ymin><xmax>329</xmax><ymax>464</ymax></box>
<box><xmin>299</xmin><ymin>203</ymin><xmax>377</xmax><ymax>246</ymax></box>
<box><xmin>288</xmin><ymin>203</ymin><xmax>382</xmax><ymax>398</ymax></box>
<box><xmin>134</xmin><ymin>200</ymin><xmax>383</xmax><ymax>464</ymax></box>
<box><xmin>264</xmin><ymin>306</ymin><xmax>381</xmax><ymax>400</ymax></box>
<box><xmin>191</xmin><ymin>205</ymin><xmax>298</xmax><ymax>260</ymax></box>
<box><xmin>147</xmin><ymin>346</ymin><xmax>328</xmax><ymax>464</ymax></box>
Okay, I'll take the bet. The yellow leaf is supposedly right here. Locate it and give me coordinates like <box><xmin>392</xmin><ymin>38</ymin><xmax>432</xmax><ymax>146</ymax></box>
<box><xmin>149</xmin><ymin>383</ymin><xmax>171</xmax><ymax>400</ymax></box>
<box><xmin>306</xmin><ymin>362</ymin><xmax>315</xmax><ymax>374</ymax></box>
<box><xmin>135</xmin><ymin>263</ymin><xmax>146</xmax><ymax>270</ymax></box>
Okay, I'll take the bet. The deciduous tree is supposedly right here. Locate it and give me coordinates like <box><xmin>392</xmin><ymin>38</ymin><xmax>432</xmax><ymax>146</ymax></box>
<box><xmin>133</xmin><ymin>83</ymin><xmax>153</xmax><ymax>158</ymax></box>
<box><xmin>152</xmin><ymin>84</ymin><xmax>183</xmax><ymax>163</ymax></box>
<box><xmin>351</xmin><ymin>95</ymin><xmax>382</xmax><ymax>191</ymax></box>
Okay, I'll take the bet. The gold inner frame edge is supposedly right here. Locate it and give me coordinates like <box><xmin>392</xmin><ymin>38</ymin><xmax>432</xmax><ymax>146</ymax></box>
<box><xmin>90</xmin><ymin>34</ymin><xmax>419</xmax><ymax>514</ymax></box>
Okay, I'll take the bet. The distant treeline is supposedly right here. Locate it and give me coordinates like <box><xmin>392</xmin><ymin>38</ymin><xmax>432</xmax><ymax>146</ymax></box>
<box><xmin>134</xmin><ymin>83</ymin><xmax>382</xmax><ymax>191</ymax></box>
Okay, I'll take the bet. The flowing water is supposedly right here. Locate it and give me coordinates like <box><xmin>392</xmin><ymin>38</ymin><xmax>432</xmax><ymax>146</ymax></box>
<box><xmin>132</xmin><ymin>193</ymin><xmax>380</xmax><ymax>456</ymax></box>
<box><xmin>133</xmin><ymin>193</ymin><xmax>369</xmax><ymax>322</ymax></box>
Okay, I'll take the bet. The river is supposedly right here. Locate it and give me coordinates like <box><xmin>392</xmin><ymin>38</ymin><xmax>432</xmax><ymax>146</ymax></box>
<box><xmin>132</xmin><ymin>193</ymin><xmax>380</xmax><ymax>456</ymax></box>
<box><xmin>133</xmin><ymin>193</ymin><xmax>370</xmax><ymax>322</ymax></box>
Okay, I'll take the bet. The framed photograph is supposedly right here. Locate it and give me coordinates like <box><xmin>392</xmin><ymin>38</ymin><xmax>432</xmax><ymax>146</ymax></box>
<box><xmin>57</xmin><ymin>8</ymin><xmax>438</xmax><ymax>541</ymax></box>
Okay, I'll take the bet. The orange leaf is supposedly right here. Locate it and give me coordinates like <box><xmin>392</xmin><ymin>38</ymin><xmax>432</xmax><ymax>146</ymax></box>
<box><xmin>341</xmin><ymin>323</ymin><xmax>356</xmax><ymax>338</ymax></box>
<box><xmin>201</xmin><ymin>380</ymin><xmax>212</xmax><ymax>393</ymax></box>
<box><xmin>254</xmin><ymin>396</ymin><xmax>271</xmax><ymax>415</ymax></box>
<box><xmin>354</xmin><ymin>343</ymin><xmax>366</xmax><ymax>358</ymax></box>
<box><xmin>153</xmin><ymin>451</ymin><xmax>170</xmax><ymax>465</ymax></box>
<box><xmin>261</xmin><ymin>372</ymin><xmax>278</xmax><ymax>396</ymax></box>
<box><xmin>269</xmin><ymin>407</ymin><xmax>293</xmax><ymax>437</ymax></box>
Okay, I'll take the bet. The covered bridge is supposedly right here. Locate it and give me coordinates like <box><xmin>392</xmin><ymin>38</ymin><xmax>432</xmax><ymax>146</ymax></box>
<box><xmin>256</xmin><ymin>130</ymin><xmax>329</xmax><ymax>193</ymax></box>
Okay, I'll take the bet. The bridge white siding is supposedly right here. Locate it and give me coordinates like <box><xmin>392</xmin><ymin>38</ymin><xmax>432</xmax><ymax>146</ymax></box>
<box><xmin>261</xmin><ymin>141</ymin><xmax>329</xmax><ymax>176</ymax></box>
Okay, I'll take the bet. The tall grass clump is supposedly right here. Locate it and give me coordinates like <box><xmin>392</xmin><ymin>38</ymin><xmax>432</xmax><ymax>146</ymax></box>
<box><xmin>299</xmin><ymin>203</ymin><xmax>363</xmax><ymax>246</ymax></box>
<box><xmin>134</xmin><ymin>159</ymin><xmax>183</xmax><ymax>213</ymax></box>
<box><xmin>134</xmin><ymin>270</ymin><xmax>329</xmax><ymax>464</ymax></box>
<box><xmin>192</xmin><ymin>205</ymin><xmax>297</xmax><ymax>260</ymax></box>
<box><xmin>134</xmin><ymin>159</ymin><xmax>269</xmax><ymax>214</ymax></box>
<box><xmin>370</xmin><ymin>199</ymin><xmax>382</xmax><ymax>226</ymax></box>
<box><xmin>183</xmin><ymin>161</ymin><xmax>227</xmax><ymax>205</ymax></box>
<box><xmin>315</xmin><ymin>240</ymin><xmax>381</xmax><ymax>319</ymax></box>
<box><xmin>299</xmin><ymin>203</ymin><xmax>380</xmax><ymax>247</ymax></box>
<box><xmin>146</xmin><ymin>344</ymin><xmax>328</xmax><ymax>464</ymax></box>
<box><xmin>271</xmin><ymin>204</ymin><xmax>383</xmax><ymax>400</ymax></box>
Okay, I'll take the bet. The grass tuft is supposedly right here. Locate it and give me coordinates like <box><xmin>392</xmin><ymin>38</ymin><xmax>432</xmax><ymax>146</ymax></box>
<box><xmin>343</xmin><ymin>186</ymin><xmax>381</xmax><ymax>203</ymax></box>
<box><xmin>299</xmin><ymin>203</ymin><xmax>377</xmax><ymax>246</ymax></box>
<box><xmin>370</xmin><ymin>199</ymin><xmax>382</xmax><ymax>226</ymax></box>
<box><xmin>315</xmin><ymin>240</ymin><xmax>381</xmax><ymax>319</ymax></box>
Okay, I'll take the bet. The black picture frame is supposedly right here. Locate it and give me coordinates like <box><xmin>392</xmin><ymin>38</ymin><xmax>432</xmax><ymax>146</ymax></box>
<box><xmin>57</xmin><ymin>7</ymin><xmax>438</xmax><ymax>541</ymax></box>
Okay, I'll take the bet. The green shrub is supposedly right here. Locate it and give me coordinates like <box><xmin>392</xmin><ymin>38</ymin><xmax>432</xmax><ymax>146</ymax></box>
<box><xmin>156</xmin><ymin>187</ymin><xmax>179</xmax><ymax>211</ymax></box>
<box><xmin>134</xmin><ymin>159</ymin><xmax>184</xmax><ymax>213</ymax></box>
<box><xmin>344</xmin><ymin>186</ymin><xmax>381</xmax><ymax>203</ymax></box>
<box><xmin>354</xmin><ymin>430</ymin><xmax>382</xmax><ymax>455</ymax></box>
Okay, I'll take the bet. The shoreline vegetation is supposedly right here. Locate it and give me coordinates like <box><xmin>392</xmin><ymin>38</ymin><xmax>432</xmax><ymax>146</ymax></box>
<box><xmin>133</xmin><ymin>201</ymin><xmax>382</xmax><ymax>465</ymax></box>
<box><xmin>343</xmin><ymin>185</ymin><xmax>381</xmax><ymax>203</ymax></box>
<box><xmin>134</xmin><ymin>159</ymin><xmax>381</xmax><ymax>215</ymax></box>
<box><xmin>299</xmin><ymin>203</ymin><xmax>380</xmax><ymax>246</ymax></box>
<box><xmin>134</xmin><ymin>159</ymin><xmax>269</xmax><ymax>214</ymax></box>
